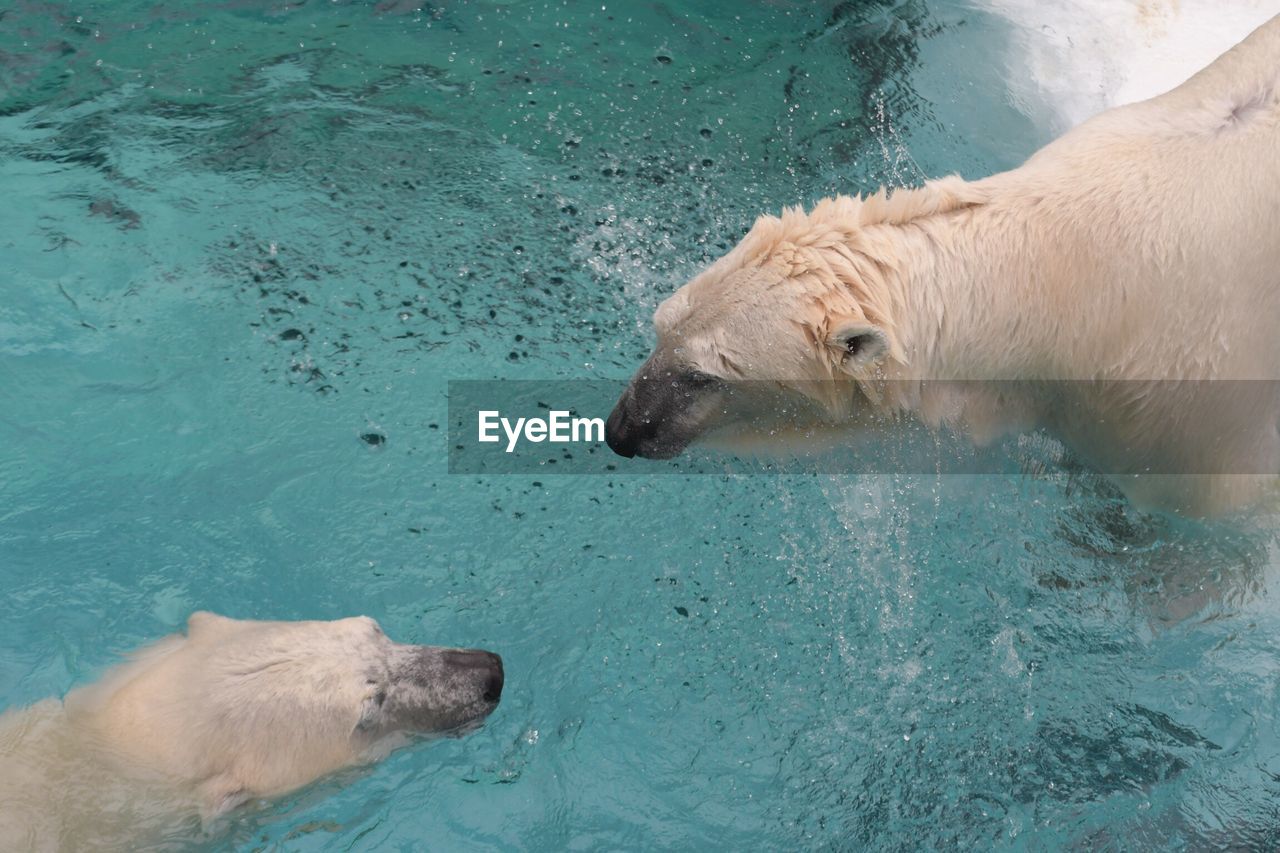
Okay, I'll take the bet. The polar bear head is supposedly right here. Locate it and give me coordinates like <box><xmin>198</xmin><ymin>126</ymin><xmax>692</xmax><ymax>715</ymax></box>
<box><xmin>606</xmin><ymin>180</ymin><xmax>984</xmax><ymax>458</ymax></box>
<box><xmin>66</xmin><ymin>613</ymin><xmax>503</xmax><ymax>819</ymax></box>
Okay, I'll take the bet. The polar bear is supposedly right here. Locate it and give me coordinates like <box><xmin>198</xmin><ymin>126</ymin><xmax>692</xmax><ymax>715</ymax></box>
<box><xmin>0</xmin><ymin>613</ymin><xmax>503</xmax><ymax>851</ymax></box>
<box><xmin>605</xmin><ymin>15</ymin><xmax>1280</xmax><ymax>516</ymax></box>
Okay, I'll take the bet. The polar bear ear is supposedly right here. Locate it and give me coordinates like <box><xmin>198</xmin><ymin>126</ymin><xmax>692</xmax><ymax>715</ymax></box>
<box><xmin>829</xmin><ymin>321</ymin><xmax>889</xmax><ymax>371</ymax></box>
<box><xmin>187</xmin><ymin>611</ymin><xmax>235</xmax><ymax>639</ymax></box>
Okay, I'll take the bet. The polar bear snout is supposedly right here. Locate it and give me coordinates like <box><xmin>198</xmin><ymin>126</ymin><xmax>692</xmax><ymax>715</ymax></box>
<box><xmin>606</xmin><ymin>361</ymin><xmax>726</xmax><ymax>459</ymax></box>
<box><xmin>379</xmin><ymin>645</ymin><xmax>505</xmax><ymax>736</ymax></box>
<box><xmin>441</xmin><ymin>649</ymin><xmax>505</xmax><ymax>703</ymax></box>
<box><xmin>605</xmin><ymin>384</ymin><xmax>662</xmax><ymax>458</ymax></box>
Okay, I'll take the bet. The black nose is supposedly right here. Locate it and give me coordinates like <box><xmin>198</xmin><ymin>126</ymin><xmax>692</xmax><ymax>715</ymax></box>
<box><xmin>444</xmin><ymin>649</ymin><xmax>504</xmax><ymax>702</ymax></box>
<box><xmin>482</xmin><ymin>653</ymin><xmax>504</xmax><ymax>702</ymax></box>
<box><xmin>605</xmin><ymin>400</ymin><xmax>640</xmax><ymax>458</ymax></box>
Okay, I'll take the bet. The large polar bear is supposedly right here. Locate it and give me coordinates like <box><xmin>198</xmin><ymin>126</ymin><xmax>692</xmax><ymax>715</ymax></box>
<box><xmin>0</xmin><ymin>613</ymin><xmax>503</xmax><ymax>850</ymax></box>
<box><xmin>606</xmin><ymin>15</ymin><xmax>1280</xmax><ymax>516</ymax></box>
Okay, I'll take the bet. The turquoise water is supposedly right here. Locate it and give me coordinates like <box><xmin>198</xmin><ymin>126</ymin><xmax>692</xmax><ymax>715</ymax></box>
<box><xmin>3</xmin><ymin>1</ymin><xmax>1280</xmax><ymax>849</ymax></box>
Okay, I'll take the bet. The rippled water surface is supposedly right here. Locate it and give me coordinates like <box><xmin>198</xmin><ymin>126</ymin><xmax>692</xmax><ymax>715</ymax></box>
<box><xmin>3</xmin><ymin>1</ymin><xmax>1280</xmax><ymax>849</ymax></box>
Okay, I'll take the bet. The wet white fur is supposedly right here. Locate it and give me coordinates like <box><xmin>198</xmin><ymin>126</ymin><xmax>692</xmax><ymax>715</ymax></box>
<box><xmin>2</xmin><ymin>615</ymin><xmax>411</xmax><ymax>850</ymax></box>
<box><xmin>653</xmin><ymin>16</ymin><xmax>1280</xmax><ymax>515</ymax></box>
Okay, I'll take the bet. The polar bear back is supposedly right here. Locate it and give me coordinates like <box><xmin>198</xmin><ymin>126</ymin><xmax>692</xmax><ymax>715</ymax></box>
<box><xmin>972</xmin><ymin>16</ymin><xmax>1280</xmax><ymax>383</ymax></box>
<box><xmin>0</xmin><ymin>700</ymin><xmax>199</xmax><ymax>852</ymax></box>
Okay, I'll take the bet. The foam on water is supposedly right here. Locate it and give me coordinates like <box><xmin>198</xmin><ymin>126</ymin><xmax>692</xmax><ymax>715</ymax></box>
<box><xmin>975</xmin><ymin>0</ymin><xmax>1280</xmax><ymax>130</ymax></box>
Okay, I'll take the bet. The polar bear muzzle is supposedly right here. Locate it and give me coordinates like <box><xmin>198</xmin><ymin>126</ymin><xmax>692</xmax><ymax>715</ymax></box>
<box><xmin>605</xmin><ymin>358</ymin><xmax>727</xmax><ymax>458</ymax></box>
<box><xmin>376</xmin><ymin>645</ymin><xmax>504</xmax><ymax>737</ymax></box>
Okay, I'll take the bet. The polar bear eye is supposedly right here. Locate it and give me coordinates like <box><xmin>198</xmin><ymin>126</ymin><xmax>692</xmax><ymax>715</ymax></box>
<box><xmin>365</xmin><ymin>679</ymin><xmax>388</xmax><ymax>705</ymax></box>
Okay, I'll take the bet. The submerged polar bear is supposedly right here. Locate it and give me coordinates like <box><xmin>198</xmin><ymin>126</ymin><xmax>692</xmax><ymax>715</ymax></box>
<box><xmin>0</xmin><ymin>613</ymin><xmax>503</xmax><ymax>850</ymax></box>
<box><xmin>606</xmin><ymin>15</ymin><xmax>1280</xmax><ymax>516</ymax></box>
